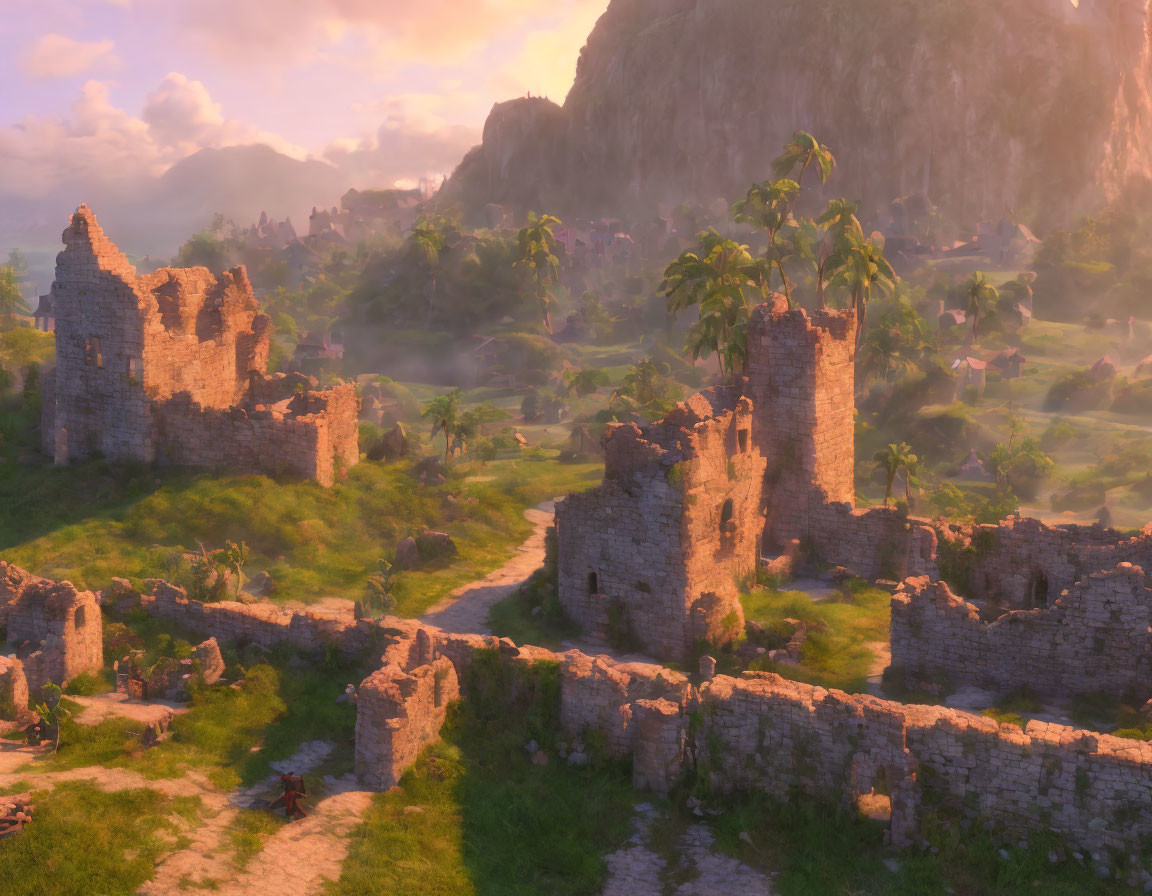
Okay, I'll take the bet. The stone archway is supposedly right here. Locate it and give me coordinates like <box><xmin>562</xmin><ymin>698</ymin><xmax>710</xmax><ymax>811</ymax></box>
<box><xmin>847</xmin><ymin>752</ymin><xmax>920</xmax><ymax>848</ymax></box>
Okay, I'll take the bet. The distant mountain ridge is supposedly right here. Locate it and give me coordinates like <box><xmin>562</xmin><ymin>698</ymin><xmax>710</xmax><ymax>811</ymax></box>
<box><xmin>440</xmin><ymin>0</ymin><xmax>1152</xmax><ymax>230</ymax></box>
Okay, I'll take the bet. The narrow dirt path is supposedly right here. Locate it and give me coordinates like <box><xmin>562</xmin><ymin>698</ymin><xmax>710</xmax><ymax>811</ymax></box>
<box><xmin>420</xmin><ymin>500</ymin><xmax>556</xmax><ymax>634</ymax></box>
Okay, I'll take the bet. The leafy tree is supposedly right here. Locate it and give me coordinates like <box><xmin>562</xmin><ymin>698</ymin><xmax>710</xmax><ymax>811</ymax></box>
<box><xmin>408</xmin><ymin>215</ymin><xmax>451</xmax><ymax>322</ymax></box>
<box><xmin>874</xmin><ymin>442</ymin><xmax>920</xmax><ymax>507</ymax></box>
<box><xmin>772</xmin><ymin>130</ymin><xmax>836</xmax><ymax>189</ymax></box>
<box><xmin>516</xmin><ymin>212</ymin><xmax>563</xmax><ymax>334</ymax></box>
<box><xmin>461</xmin><ymin>403</ymin><xmax>510</xmax><ymax>436</ymax></box>
<box><xmin>563</xmin><ymin>367</ymin><xmax>611</xmax><ymax>397</ymax></box>
<box><xmin>662</xmin><ymin>229</ymin><xmax>768</xmax><ymax>378</ymax></box>
<box><xmin>32</xmin><ymin>683</ymin><xmax>70</xmax><ymax>753</ymax></box>
<box><xmin>0</xmin><ymin>266</ymin><xmax>28</xmax><ymax>322</ymax></box>
<box><xmin>964</xmin><ymin>272</ymin><xmax>999</xmax><ymax>343</ymax></box>
<box><xmin>988</xmin><ymin>437</ymin><xmax>1053</xmax><ymax>500</ymax></box>
<box><xmin>857</xmin><ymin>292</ymin><xmax>936</xmax><ymax>385</ymax></box>
<box><xmin>422</xmin><ymin>390</ymin><xmax>462</xmax><ymax>465</ymax></box>
<box><xmin>609</xmin><ymin>359</ymin><xmax>683</xmax><ymax>419</ymax></box>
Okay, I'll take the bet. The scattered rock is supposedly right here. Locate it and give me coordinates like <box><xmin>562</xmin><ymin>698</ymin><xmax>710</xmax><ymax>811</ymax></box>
<box><xmin>394</xmin><ymin>537</ymin><xmax>420</xmax><ymax>570</ymax></box>
<box><xmin>567</xmin><ymin>751</ymin><xmax>589</xmax><ymax>768</ymax></box>
<box><xmin>245</xmin><ymin>571</ymin><xmax>277</xmax><ymax>598</ymax></box>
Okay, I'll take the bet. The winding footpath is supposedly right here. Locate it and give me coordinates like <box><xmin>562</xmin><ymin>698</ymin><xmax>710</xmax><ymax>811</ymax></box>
<box><xmin>420</xmin><ymin>500</ymin><xmax>556</xmax><ymax>634</ymax></box>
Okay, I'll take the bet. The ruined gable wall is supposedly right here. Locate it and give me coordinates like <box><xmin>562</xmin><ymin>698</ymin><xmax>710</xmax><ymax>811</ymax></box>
<box><xmin>744</xmin><ymin>299</ymin><xmax>856</xmax><ymax>548</ymax></box>
<box><xmin>135</xmin><ymin>265</ymin><xmax>270</xmax><ymax>408</ymax></box>
<box><xmin>890</xmin><ymin>567</ymin><xmax>1152</xmax><ymax>698</ymax></box>
<box><xmin>47</xmin><ymin>205</ymin><xmax>154</xmax><ymax>463</ymax></box>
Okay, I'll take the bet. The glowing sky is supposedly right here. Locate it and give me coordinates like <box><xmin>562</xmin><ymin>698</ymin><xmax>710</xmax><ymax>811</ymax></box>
<box><xmin>0</xmin><ymin>0</ymin><xmax>608</xmax><ymax>198</ymax></box>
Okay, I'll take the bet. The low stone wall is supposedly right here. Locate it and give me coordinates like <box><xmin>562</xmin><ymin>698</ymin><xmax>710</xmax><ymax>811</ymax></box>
<box><xmin>810</xmin><ymin>504</ymin><xmax>939</xmax><ymax>582</ymax></box>
<box><xmin>890</xmin><ymin>566</ymin><xmax>1152</xmax><ymax>700</ymax></box>
<box><xmin>699</xmin><ymin>673</ymin><xmax>1152</xmax><ymax>872</ymax></box>
<box><xmin>62</xmin><ymin>567</ymin><xmax>1152</xmax><ymax>871</ymax></box>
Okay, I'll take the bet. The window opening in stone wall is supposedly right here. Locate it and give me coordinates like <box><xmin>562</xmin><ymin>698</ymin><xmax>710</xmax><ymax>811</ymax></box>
<box><xmin>91</xmin><ymin>337</ymin><xmax>102</xmax><ymax>368</ymax></box>
<box><xmin>588</xmin><ymin>572</ymin><xmax>599</xmax><ymax>594</ymax></box>
<box><xmin>738</xmin><ymin>429</ymin><xmax>749</xmax><ymax>453</ymax></box>
<box><xmin>720</xmin><ymin>499</ymin><xmax>735</xmax><ymax>534</ymax></box>
<box><xmin>854</xmin><ymin>767</ymin><xmax>892</xmax><ymax>824</ymax></box>
<box><xmin>128</xmin><ymin>356</ymin><xmax>140</xmax><ymax>379</ymax></box>
<box><xmin>1031</xmin><ymin>571</ymin><xmax>1050</xmax><ymax>609</ymax></box>
<box><xmin>75</xmin><ymin>605</ymin><xmax>86</xmax><ymax>628</ymax></box>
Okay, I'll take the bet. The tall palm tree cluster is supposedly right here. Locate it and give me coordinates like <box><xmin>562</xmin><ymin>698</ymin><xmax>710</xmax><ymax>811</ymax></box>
<box><xmin>662</xmin><ymin>132</ymin><xmax>897</xmax><ymax>380</ymax></box>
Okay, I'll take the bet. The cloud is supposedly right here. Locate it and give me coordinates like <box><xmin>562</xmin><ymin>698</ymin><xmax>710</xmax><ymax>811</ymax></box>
<box><xmin>175</xmin><ymin>0</ymin><xmax>603</xmax><ymax>65</ymax></box>
<box><xmin>19</xmin><ymin>33</ymin><xmax>120</xmax><ymax>80</ymax></box>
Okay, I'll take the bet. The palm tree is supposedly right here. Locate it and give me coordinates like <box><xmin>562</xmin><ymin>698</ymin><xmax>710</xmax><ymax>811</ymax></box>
<box><xmin>772</xmin><ymin>131</ymin><xmax>836</xmax><ymax>188</ymax></box>
<box><xmin>732</xmin><ymin>180</ymin><xmax>799</xmax><ymax>304</ymax></box>
<box><xmin>826</xmin><ymin>230</ymin><xmax>897</xmax><ymax>346</ymax></box>
<box><xmin>792</xmin><ymin>198</ymin><xmax>864</xmax><ymax>309</ymax></box>
<box><xmin>874</xmin><ymin>442</ymin><xmax>919</xmax><ymax>507</ymax></box>
<box><xmin>964</xmin><ymin>272</ymin><xmax>999</xmax><ymax>344</ymax></box>
<box><xmin>422</xmin><ymin>390</ymin><xmax>462</xmax><ymax>465</ymax></box>
<box><xmin>409</xmin><ymin>217</ymin><xmax>448</xmax><ymax>324</ymax></box>
<box><xmin>662</xmin><ymin>229</ymin><xmax>768</xmax><ymax>378</ymax></box>
<box><xmin>516</xmin><ymin>212</ymin><xmax>563</xmax><ymax>334</ymax></box>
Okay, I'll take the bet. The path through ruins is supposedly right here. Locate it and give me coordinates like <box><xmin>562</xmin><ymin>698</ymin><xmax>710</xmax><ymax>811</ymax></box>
<box><xmin>420</xmin><ymin>500</ymin><xmax>556</xmax><ymax>633</ymax></box>
<box><xmin>600</xmin><ymin>803</ymin><xmax>775</xmax><ymax>895</ymax></box>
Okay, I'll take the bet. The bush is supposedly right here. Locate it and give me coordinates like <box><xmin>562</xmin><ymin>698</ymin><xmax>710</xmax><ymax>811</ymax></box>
<box><xmin>1044</xmin><ymin>371</ymin><xmax>1111</xmax><ymax>412</ymax></box>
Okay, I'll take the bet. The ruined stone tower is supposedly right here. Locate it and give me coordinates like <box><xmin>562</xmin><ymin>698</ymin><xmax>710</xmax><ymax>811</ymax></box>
<box><xmin>557</xmin><ymin>296</ymin><xmax>934</xmax><ymax>659</ymax></box>
<box><xmin>41</xmin><ymin>206</ymin><xmax>359</xmax><ymax>486</ymax></box>
<box><xmin>744</xmin><ymin>298</ymin><xmax>856</xmax><ymax>551</ymax></box>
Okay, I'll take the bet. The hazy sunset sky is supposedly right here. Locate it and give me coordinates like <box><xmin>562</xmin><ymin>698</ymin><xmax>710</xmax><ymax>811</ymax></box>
<box><xmin>0</xmin><ymin>0</ymin><xmax>608</xmax><ymax>200</ymax></box>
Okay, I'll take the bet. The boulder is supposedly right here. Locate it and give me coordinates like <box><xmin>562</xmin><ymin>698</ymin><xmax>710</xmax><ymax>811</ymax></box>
<box><xmin>194</xmin><ymin>638</ymin><xmax>226</xmax><ymax>686</ymax></box>
<box><xmin>418</xmin><ymin>531</ymin><xmax>458</xmax><ymax>561</ymax></box>
<box><xmin>245</xmin><ymin>570</ymin><xmax>277</xmax><ymax>598</ymax></box>
<box><xmin>395</xmin><ymin>537</ymin><xmax>421</xmax><ymax>570</ymax></box>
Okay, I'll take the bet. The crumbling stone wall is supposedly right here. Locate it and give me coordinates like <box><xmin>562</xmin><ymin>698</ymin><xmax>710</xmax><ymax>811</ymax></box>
<box><xmin>355</xmin><ymin>656</ymin><xmax>460</xmax><ymax>790</ymax></box>
<box><xmin>699</xmin><ymin>673</ymin><xmax>1152</xmax><ymax>868</ymax></box>
<box><xmin>0</xmin><ymin>656</ymin><xmax>28</xmax><ymax>722</ymax></box>
<box><xmin>557</xmin><ymin>388</ymin><xmax>766</xmax><ymax>658</ymax></box>
<box><xmin>81</xmin><ymin>568</ymin><xmax>1152</xmax><ymax>864</ymax></box>
<box><xmin>941</xmin><ymin>517</ymin><xmax>1152</xmax><ymax>610</ymax></box>
<box><xmin>809</xmin><ymin>504</ymin><xmax>939</xmax><ymax>581</ymax></box>
<box><xmin>41</xmin><ymin>206</ymin><xmax>358</xmax><ymax>486</ymax></box>
<box><xmin>890</xmin><ymin>565</ymin><xmax>1152</xmax><ymax>699</ymax></box>
<box><xmin>1</xmin><ymin>563</ymin><xmax>102</xmax><ymax>696</ymax></box>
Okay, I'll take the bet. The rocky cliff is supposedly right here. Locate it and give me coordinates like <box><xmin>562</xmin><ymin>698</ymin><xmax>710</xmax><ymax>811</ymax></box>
<box><xmin>441</xmin><ymin>0</ymin><xmax>1152</xmax><ymax>230</ymax></box>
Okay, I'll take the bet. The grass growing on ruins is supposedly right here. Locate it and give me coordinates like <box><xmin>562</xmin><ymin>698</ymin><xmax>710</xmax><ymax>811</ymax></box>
<box><xmin>707</xmin><ymin>790</ymin><xmax>1133</xmax><ymax>896</ymax></box>
<box><xmin>0</xmin><ymin>781</ymin><xmax>201</xmax><ymax>896</ymax></box>
<box><xmin>739</xmin><ymin>582</ymin><xmax>892</xmax><ymax>693</ymax></box>
<box><xmin>329</xmin><ymin>661</ymin><xmax>635</xmax><ymax>896</ymax></box>
<box><xmin>0</xmin><ymin>454</ymin><xmax>601</xmax><ymax>617</ymax></box>
<box><xmin>29</xmin><ymin>629</ymin><xmax>361</xmax><ymax>790</ymax></box>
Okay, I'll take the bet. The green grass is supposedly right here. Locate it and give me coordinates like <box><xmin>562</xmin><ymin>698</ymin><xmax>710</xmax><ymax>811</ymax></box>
<box><xmin>328</xmin><ymin>668</ymin><xmax>635</xmax><ymax>896</ymax></box>
<box><xmin>0</xmin><ymin>452</ymin><xmax>601</xmax><ymax>618</ymax></box>
<box><xmin>31</xmin><ymin>645</ymin><xmax>360</xmax><ymax>790</ymax></box>
<box><xmin>707</xmin><ymin>790</ymin><xmax>1132</xmax><ymax>896</ymax></box>
<box><xmin>0</xmin><ymin>781</ymin><xmax>201</xmax><ymax>896</ymax></box>
<box><xmin>739</xmin><ymin>583</ymin><xmax>891</xmax><ymax>693</ymax></box>
<box><xmin>228</xmin><ymin>809</ymin><xmax>287</xmax><ymax>869</ymax></box>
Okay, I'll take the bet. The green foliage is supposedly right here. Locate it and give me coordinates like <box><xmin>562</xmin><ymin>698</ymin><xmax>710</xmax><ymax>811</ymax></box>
<box><xmin>516</xmin><ymin>212</ymin><xmax>563</xmax><ymax>334</ymax></box>
<box><xmin>1044</xmin><ymin>369</ymin><xmax>1112</xmax><ymax>413</ymax></box>
<box><xmin>327</xmin><ymin>696</ymin><xmax>633</xmax><ymax>896</ymax></box>
<box><xmin>607</xmin><ymin>358</ymin><xmax>683</xmax><ymax>421</ymax></box>
<box><xmin>987</xmin><ymin>437</ymin><xmax>1054</xmax><ymax>501</ymax></box>
<box><xmin>422</xmin><ymin>389</ymin><xmax>463</xmax><ymax>464</ymax></box>
<box><xmin>0</xmin><ymin>782</ymin><xmax>201</xmax><ymax>896</ymax></box>
<box><xmin>364</xmin><ymin>558</ymin><xmax>400</xmax><ymax>618</ymax></box>
<box><xmin>663</xmin><ymin>228</ymin><xmax>766</xmax><ymax>377</ymax></box>
<box><xmin>0</xmin><ymin>265</ymin><xmax>30</xmax><ymax>320</ymax></box>
<box><xmin>873</xmin><ymin>442</ymin><xmax>919</xmax><ymax>507</ymax></box>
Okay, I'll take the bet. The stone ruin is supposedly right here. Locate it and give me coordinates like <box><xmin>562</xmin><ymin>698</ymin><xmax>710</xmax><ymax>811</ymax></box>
<box><xmin>43</xmin><ymin>567</ymin><xmax>1152</xmax><ymax>882</ymax></box>
<box><xmin>0</xmin><ymin>561</ymin><xmax>103</xmax><ymax>707</ymax></box>
<box><xmin>40</xmin><ymin>205</ymin><xmax>360</xmax><ymax>486</ymax></box>
<box><xmin>557</xmin><ymin>297</ymin><xmax>937</xmax><ymax>659</ymax></box>
<box><xmin>892</xmin><ymin>564</ymin><xmax>1152</xmax><ymax>701</ymax></box>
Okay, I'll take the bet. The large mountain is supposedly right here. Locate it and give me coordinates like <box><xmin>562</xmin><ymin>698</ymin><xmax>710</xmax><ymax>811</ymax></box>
<box><xmin>440</xmin><ymin>0</ymin><xmax>1152</xmax><ymax>230</ymax></box>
